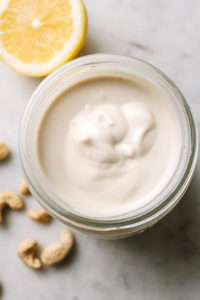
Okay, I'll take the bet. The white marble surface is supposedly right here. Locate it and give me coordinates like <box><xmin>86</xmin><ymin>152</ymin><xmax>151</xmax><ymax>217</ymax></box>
<box><xmin>0</xmin><ymin>0</ymin><xmax>200</xmax><ymax>299</ymax></box>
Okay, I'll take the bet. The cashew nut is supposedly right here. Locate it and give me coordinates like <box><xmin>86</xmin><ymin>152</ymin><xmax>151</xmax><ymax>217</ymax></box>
<box><xmin>0</xmin><ymin>141</ymin><xmax>9</xmax><ymax>161</ymax></box>
<box><xmin>41</xmin><ymin>229</ymin><xmax>74</xmax><ymax>266</ymax></box>
<box><xmin>17</xmin><ymin>239</ymin><xmax>42</xmax><ymax>269</ymax></box>
<box><xmin>19</xmin><ymin>180</ymin><xmax>30</xmax><ymax>195</ymax></box>
<box><xmin>28</xmin><ymin>209</ymin><xmax>52</xmax><ymax>223</ymax></box>
<box><xmin>0</xmin><ymin>191</ymin><xmax>24</xmax><ymax>223</ymax></box>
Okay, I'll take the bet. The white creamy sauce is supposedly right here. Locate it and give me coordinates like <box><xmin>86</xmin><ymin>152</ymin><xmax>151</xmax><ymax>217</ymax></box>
<box><xmin>38</xmin><ymin>75</ymin><xmax>182</xmax><ymax>218</ymax></box>
<box><xmin>67</xmin><ymin>102</ymin><xmax>155</xmax><ymax>196</ymax></box>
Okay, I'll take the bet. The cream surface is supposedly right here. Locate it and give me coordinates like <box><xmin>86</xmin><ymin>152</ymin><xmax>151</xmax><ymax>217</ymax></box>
<box><xmin>38</xmin><ymin>75</ymin><xmax>182</xmax><ymax>218</ymax></box>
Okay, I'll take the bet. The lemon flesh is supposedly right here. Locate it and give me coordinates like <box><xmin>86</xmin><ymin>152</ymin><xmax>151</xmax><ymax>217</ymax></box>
<box><xmin>0</xmin><ymin>0</ymin><xmax>87</xmax><ymax>76</ymax></box>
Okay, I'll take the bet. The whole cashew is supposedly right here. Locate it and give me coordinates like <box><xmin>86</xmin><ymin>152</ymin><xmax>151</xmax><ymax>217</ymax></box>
<box><xmin>19</xmin><ymin>180</ymin><xmax>30</xmax><ymax>195</ymax></box>
<box><xmin>0</xmin><ymin>141</ymin><xmax>9</xmax><ymax>161</ymax></box>
<box><xmin>41</xmin><ymin>229</ymin><xmax>74</xmax><ymax>266</ymax></box>
<box><xmin>0</xmin><ymin>191</ymin><xmax>24</xmax><ymax>223</ymax></box>
<box><xmin>17</xmin><ymin>239</ymin><xmax>42</xmax><ymax>269</ymax></box>
<box><xmin>28</xmin><ymin>209</ymin><xmax>52</xmax><ymax>223</ymax></box>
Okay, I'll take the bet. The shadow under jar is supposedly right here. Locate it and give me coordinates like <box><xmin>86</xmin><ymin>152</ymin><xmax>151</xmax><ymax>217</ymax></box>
<box><xmin>19</xmin><ymin>54</ymin><xmax>198</xmax><ymax>238</ymax></box>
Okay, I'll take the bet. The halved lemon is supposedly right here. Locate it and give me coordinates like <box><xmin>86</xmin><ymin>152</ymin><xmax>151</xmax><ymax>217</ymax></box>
<box><xmin>0</xmin><ymin>0</ymin><xmax>87</xmax><ymax>76</ymax></box>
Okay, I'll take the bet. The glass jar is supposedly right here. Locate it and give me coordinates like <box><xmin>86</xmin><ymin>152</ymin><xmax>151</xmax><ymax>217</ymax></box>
<box><xmin>19</xmin><ymin>54</ymin><xmax>198</xmax><ymax>238</ymax></box>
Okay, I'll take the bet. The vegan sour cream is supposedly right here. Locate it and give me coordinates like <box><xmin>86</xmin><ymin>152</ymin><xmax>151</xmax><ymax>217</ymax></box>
<box><xmin>38</xmin><ymin>75</ymin><xmax>181</xmax><ymax>218</ymax></box>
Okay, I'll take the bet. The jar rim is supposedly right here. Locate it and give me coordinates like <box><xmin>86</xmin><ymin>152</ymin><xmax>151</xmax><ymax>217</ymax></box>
<box><xmin>19</xmin><ymin>54</ymin><xmax>198</xmax><ymax>236</ymax></box>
